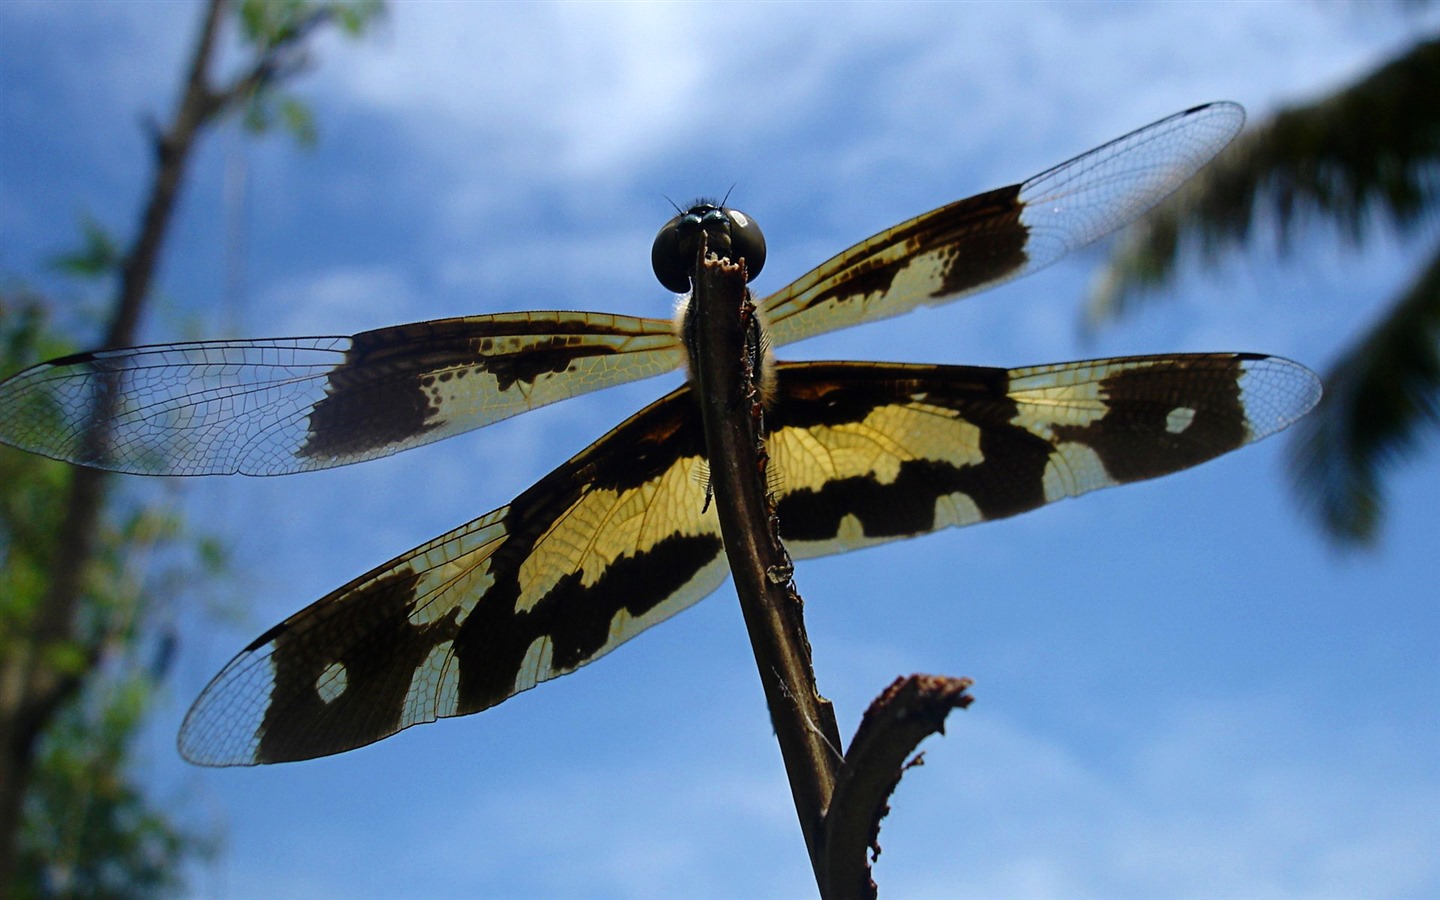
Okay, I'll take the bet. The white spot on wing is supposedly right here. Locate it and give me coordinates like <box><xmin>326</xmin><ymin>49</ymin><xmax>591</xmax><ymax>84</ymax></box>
<box><xmin>516</xmin><ymin>635</ymin><xmax>555</xmax><ymax>692</ymax></box>
<box><xmin>404</xmin><ymin>640</ymin><xmax>459</xmax><ymax>723</ymax></box>
<box><xmin>835</xmin><ymin>512</ymin><xmax>866</xmax><ymax>545</ymax></box>
<box><xmin>1043</xmin><ymin>442</ymin><xmax>1110</xmax><ymax>503</ymax></box>
<box><xmin>316</xmin><ymin>661</ymin><xmax>347</xmax><ymax>704</ymax></box>
<box><xmin>933</xmin><ymin>490</ymin><xmax>984</xmax><ymax>529</ymax></box>
<box><xmin>1166</xmin><ymin>406</ymin><xmax>1197</xmax><ymax>434</ymax></box>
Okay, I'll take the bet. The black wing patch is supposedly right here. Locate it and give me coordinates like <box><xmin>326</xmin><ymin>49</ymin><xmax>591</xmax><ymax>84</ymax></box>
<box><xmin>0</xmin><ymin>312</ymin><xmax>682</xmax><ymax>475</ymax></box>
<box><xmin>770</xmin><ymin>354</ymin><xmax>1319</xmax><ymax>557</ymax></box>
<box><xmin>761</xmin><ymin>102</ymin><xmax>1244</xmax><ymax>346</ymax></box>
<box><xmin>179</xmin><ymin>352</ymin><xmax>1318</xmax><ymax>765</ymax></box>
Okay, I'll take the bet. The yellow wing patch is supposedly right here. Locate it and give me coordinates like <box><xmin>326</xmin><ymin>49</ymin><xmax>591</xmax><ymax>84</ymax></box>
<box><xmin>179</xmin><ymin>385</ymin><xmax>726</xmax><ymax>766</ymax></box>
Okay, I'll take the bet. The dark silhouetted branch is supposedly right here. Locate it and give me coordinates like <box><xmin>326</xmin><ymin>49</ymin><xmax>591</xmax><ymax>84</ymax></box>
<box><xmin>687</xmin><ymin>243</ymin><xmax>845</xmax><ymax>888</ymax></box>
<box><xmin>823</xmin><ymin>675</ymin><xmax>974</xmax><ymax>900</ymax></box>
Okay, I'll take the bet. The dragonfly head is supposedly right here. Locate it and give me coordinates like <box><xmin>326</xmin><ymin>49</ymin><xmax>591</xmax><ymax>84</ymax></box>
<box><xmin>652</xmin><ymin>203</ymin><xmax>766</xmax><ymax>294</ymax></box>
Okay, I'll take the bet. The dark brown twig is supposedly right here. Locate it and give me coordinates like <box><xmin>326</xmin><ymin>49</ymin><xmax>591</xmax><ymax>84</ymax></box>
<box><xmin>823</xmin><ymin>675</ymin><xmax>974</xmax><ymax>899</ymax></box>
<box><xmin>686</xmin><ymin>243</ymin><xmax>844</xmax><ymax>887</ymax></box>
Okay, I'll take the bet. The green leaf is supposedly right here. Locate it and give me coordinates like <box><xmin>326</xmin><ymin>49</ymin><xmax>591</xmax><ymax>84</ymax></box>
<box><xmin>279</xmin><ymin>95</ymin><xmax>318</xmax><ymax>147</ymax></box>
<box><xmin>336</xmin><ymin>0</ymin><xmax>385</xmax><ymax>35</ymax></box>
<box><xmin>50</xmin><ymin>216</ymin><xmax>123</xmax><ymax>279</ymax></box>
<box><xmin>3</xmin><ymin>286</ymin><xmax>229</xmax><ymax>896</ymax></box>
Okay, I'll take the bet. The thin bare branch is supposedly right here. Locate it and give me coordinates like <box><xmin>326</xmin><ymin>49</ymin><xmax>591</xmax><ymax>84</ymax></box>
<box><xmin>823</xmin><ymin>675</ymin><xmax>974</xmax><ymax>900</ymax></box>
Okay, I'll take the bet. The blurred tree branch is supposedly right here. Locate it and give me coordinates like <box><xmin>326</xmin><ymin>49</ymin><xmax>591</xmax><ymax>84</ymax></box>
<box><xmin>0</xmin><ymin>0</ymin><xmax>382</xmax><ymax>890</ymax></box>
<box><xmin>1083</xmin><ymin>30</ymin><xmax>1440</xmax><ymax>545</ymax></box>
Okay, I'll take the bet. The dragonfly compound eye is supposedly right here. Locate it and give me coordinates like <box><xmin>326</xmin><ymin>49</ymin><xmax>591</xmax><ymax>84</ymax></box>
<box><xmin>651</xmin><ymin>203</ymin><xmax>767</xmax><ymax>293</ymax></box>
<box><xmin>722</xmin><ymin>208</ymin><xmax>766</xmax><ymax>283</ymax></box>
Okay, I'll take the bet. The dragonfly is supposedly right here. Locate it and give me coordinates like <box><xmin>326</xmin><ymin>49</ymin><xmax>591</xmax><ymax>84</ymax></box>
<box><xmin>0</xmin><ymin>102</ymin><xmax>1321</xmax><ymax>767</ymax></box>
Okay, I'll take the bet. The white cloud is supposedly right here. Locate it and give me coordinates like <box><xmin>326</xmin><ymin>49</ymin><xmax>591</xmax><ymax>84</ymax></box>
<box><xmin>260</xmin><ymin>263</ymin><xmax>424</xmax><ymax>334</ymax></box>
<box><xmin>273</xmin><ymin>688</ymin><xmax>1438</xmax><ymax>899</ymax></box>
<box><xmin>316</xmin><ymin>5</ymin><xmax>710</xmax><ymax>180</ymax></box>
<box><xmin>873</xmin><ymin>698</ymin><xmax>1440</xmax><ymax>898</ymax></box>
<box><xmin>436</xmin><ymin>762</ymin><xmax>805</xmax><ymax>899</ymax></box>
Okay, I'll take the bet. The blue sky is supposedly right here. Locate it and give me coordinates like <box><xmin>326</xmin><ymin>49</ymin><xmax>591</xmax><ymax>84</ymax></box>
<box><xmin>2</xmin><ymin>2</ymin><xmax>1438</xmax><ymax>897</ymax></box>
